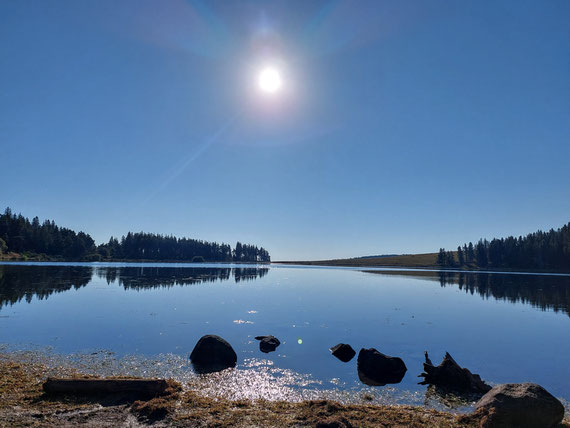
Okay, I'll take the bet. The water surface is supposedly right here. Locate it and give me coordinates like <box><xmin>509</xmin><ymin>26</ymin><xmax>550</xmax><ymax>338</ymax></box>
<box><xmin>0</xmin><ymin>262</ymin><xmax>568</xmax><ymax>410</ymax></box>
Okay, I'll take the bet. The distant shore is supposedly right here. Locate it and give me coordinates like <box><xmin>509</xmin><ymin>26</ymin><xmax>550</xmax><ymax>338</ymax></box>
<box><xmin>3</xmin><ymin>251</ymin><xmax>570</xmax><ymax>274</ymax></box>
<box><xmin>0</xmin><ymin>252</ymin><xmax>270</xmax><ymax>265</ymax></box>
<box><xmin>274</xmin><ymin>253</ymin><xmax>570</xmax><ymax>274</ymax></box>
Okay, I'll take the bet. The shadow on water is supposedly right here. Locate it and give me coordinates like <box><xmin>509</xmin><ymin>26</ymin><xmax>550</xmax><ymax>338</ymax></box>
<box><xmin>364</xmin><ymin>270</ymin><xmax>570</xmax><ymax>317</ymax></box>
<box><xmin>0</xmin><ymin>264</ymin><xmax>269</xmax><ymax>308</ymax></box>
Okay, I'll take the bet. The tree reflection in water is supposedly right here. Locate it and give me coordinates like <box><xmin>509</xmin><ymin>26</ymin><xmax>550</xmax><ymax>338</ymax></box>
<box><xmin>0</xmin><ymin>264</ymin><xmax>269</xmax><ymax>308</ymax></box>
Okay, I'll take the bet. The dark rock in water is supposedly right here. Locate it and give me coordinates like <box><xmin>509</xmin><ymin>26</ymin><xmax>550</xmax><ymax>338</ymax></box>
<box><xmin>330</xmin><ymin>343</ymin><xmax>356</xmax><ymax>362</ymax></box>
<box><xmin>255</xmin><ymin>335</ymin><xmax>281</xmax><ymax>353</ymax></box>
<box><xmin>357</xmin><ymin>348</ymin><xmax>407</xmax><ymax>386</ymax></box>
<box><xmin>474</xmin><ymin>383</ymin><xmax>564</xmax><ymax>428</ymax></box>
<box><xmin>418</xmin><ymin>351</ymin><xmax>491</xmax><ymax>394</ymax></box>
<box><xmin>190</xmin><ymin>335</ymin><xmax>237</xmax><ymax>373</ymax></box>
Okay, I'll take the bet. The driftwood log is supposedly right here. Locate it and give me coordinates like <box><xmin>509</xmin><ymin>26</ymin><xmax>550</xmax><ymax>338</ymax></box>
<box><xmin>43</xmin><ymin>378</ymin><xmax>170</xmax><ymax>399</ymax></box>
<box><xmin>418</xmin><ymin>352</ymin><xmax>491</xmax><ymax>394</ymax></box>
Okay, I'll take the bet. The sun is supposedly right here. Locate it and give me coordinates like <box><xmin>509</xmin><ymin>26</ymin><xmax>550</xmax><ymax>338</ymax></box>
<box><xmin>258</xmin><ymin>67</ymin><xmax>282</xmax><ymax>94</ymax></box>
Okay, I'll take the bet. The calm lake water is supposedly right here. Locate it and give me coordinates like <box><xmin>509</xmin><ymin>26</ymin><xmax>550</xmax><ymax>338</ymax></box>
<box><xmin>0</xmin><ymin>262</ymin><xmax>569</xmax><ymax>410</ymax></box>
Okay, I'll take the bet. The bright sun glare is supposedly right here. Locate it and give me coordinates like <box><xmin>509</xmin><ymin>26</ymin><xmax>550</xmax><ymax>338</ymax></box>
<box><xmin>258</xmin><ymin>67</ymin><xmax>282</xmax><ymax>94</ymax></box>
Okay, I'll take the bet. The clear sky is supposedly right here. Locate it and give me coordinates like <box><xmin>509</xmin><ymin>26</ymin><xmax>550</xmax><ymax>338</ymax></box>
<box><xmin>1</xmin><ymin>0</ymin><xmax>569</xmax><ymax>260</ymax></box>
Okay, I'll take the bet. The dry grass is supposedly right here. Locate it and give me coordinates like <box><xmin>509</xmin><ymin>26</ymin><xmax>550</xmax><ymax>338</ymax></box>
<box><xmin>1</xmin><ymin>356</ymin><xmax>568</xmax><ymax>427</ymax></box>
<box><xmin>276</xmin><ymin>253</ymin><xmax>441</xmax><ymax>269</ymax></box>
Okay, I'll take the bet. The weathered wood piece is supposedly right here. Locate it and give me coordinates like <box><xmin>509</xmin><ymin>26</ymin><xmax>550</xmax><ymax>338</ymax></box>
<box><xmin>418</xmin><ymin>351</ymin><xmax>491</xmax><ymax>394</ymax></box>
<box><xmin>43</xmin><ymin>378</ymin><xmax>170</xmax><ymax>399</ymax></box>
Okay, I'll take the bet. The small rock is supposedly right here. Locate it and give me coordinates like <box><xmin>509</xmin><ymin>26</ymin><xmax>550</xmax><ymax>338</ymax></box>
<box><xmin>189</xmin><ymin>335</ymin><xmax>237</xmax><ymax>373</ymax></box>
<box><xmin>357</xmin><ymin>348</ymin><xmax>407</xmax><ymax>386</ymax></box>
<box><xmin>475</xmin><ymin>383</ymin><xmax>564</xmax><ymax>428</ymax></box>
<box><xmin>330</xmin><ymin>344</ymin><xmax>356</xmax><ymax>362</ymax></box>
<box><xmin>255</xmin><ymin>335</ymin><xmax>280</xmax><ymax>353</ymax></box>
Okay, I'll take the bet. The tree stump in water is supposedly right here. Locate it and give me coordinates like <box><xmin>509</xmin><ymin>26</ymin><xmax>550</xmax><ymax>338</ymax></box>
<box><xmin>418</xmin><ymin>351</ymin><xmax>491</xmax><ymax>394</ymax></box>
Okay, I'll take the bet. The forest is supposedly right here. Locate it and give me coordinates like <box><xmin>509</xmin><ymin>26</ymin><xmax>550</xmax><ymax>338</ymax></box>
<box><xmin>0</xmin><ymin>208</ymin><xmax>270</xmax><ymax>263</ymax></box>
<box><xmin>437</xmin><ymin>222</ymin><xmax>570</xmax><ymax>271</ymax></box>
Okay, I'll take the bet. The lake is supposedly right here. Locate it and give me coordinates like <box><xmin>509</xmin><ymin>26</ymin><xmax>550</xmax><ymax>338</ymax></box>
<box><xmin>0</xmin><ymin>262</ymin><xmax>569</xmax><ymax>411</ymax></box>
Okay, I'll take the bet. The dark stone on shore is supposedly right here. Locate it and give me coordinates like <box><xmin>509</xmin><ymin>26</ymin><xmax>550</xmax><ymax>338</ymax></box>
<box><xmin>419</xmin><ymin>351</ymin><xmax>491</xmax><ymax>395</ymax></box>
<box><xmin>255</xmin><ymin>335</ymin><xmax>280</xmax><ymax>353</ymax></box>
<box><xmin>356</xmin><ymin>348</ymin><xmax>407</xmax><ymax>386</ymax></box>
<box><xmin>330</xmin><ymin>344</ymin><xmax>356</xmax><ymax>362</ymax></box>
<box><xmin>189</xmin><ymin>335</ymin><xmax>237</xmax><ymax>373</ymax></box>
<box><xmin>474</xmin><ymin>383</ymin><xmax>564</xmax><ymax>428</ymax></box>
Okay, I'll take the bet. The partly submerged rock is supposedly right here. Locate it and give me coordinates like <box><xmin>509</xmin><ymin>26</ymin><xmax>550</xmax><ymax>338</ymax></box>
<box><xmin>330</xmin><ymin>344</ymin><xmax>356</xmax><ymax>363</ymax></box>
<box><xmin>255</xmin><ymin>335</ymin><xmax>281</xmax><ymax>353</ymax></box>
<box><xmin>474</xmin><ymin>383</ymin><xmax>564</xmax><ymax>428</ymax></box>
<box><xmin>190</xmin><ymin>335</ymin><xmax>237</xmax><ymax>373</ymax></box>
<box><xmin>418</xmin><ymin>351</ymin><xmax>491</xmax><ymax>394</ymax></box>
<box><xmin>357</xmin><ymin>348</ymin><xmax>407</xmax><ymax>386</ymax></box>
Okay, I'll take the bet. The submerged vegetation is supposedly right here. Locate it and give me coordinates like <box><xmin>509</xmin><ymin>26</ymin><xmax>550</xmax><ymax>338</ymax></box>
<box><xmin>0</xmin><ymin>207</ymin><xmax>270</xmax><ymax>263</ymax></box>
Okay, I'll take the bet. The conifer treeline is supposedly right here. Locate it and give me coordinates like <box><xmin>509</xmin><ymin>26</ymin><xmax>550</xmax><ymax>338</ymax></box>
<box><xmin>98</xmin><ymin>233</ymin><xmax>270</xmax><ymax>262</ymax></box>
<box><xmin>437</xmin><ymin>223</ymin><xmax>570</xmax><ymax>270</ymax></box>
<box><xmin>0</xmin><ymin>208</ymin><xmax>270</xmax><ymax>262</ymax></box>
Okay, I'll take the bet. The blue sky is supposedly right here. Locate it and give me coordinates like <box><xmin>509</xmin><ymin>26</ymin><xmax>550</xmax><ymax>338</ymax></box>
<box><xmin>1</xmin><ymin>0</ymin><xmax>569</xmax><ymax>260</ymax></box>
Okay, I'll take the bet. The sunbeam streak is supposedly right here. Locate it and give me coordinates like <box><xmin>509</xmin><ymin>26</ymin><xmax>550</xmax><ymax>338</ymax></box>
<box><xmin>144</xmin><ymin>113</ymin><xmax>241</xmax><ymax>204</ymax></box>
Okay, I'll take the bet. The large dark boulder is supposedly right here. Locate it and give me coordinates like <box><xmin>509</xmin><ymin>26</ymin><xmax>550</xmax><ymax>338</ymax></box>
<box><xmin>255</xmin><ymin>335</ymin><xmax>280</xmax><ymax>353</ymax></box>
<box><xmin>190</xmin><ymin>335</ymin><xmax>237</xmax><ymax>373</ymax></box>
<box><xmin>419</xmin><ymin>351</ymin><xmax>491</xmax><ymax>394</ymax></box>
<box><xmin>474</xmin><ymin>383</ymin><xmax>565</xmax><ymax>428</ymax></box>
<box><xmin>330</xmin><ymin>344</ymin><xmax>356</xmax><ymax>363</ymax></box>
<box><xmin>357</xmin><ymin>348</ymin><xmax>407</xmax><ymax>386</ymax></box>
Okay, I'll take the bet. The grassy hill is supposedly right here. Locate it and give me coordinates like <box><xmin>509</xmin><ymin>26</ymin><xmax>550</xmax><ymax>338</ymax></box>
<box><xmin>275</xmin><ymin>253</ymin><xmax>443</xmax><ymax>269</ymax></box>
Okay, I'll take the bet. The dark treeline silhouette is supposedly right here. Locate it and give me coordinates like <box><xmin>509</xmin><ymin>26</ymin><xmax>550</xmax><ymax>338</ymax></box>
<box><xmin>98</xmin><ymin>233</ymin><xmax>270</xmax><ymax>263</ymax></box>
<box><xmin>0</xmin><ymin>208</ymin><xmax>97</xmax><ymax>260</ymax></box>
<box><xmin>437</xmin><ymin>222</ymin><xmax>570</xmax><ymax>271</ymax></box>
<box><xmin>0</xmin><ymin>264</ymin><xmax>270</xmax><ymax>308</ymax></box>
<box><xmin>0</xmin><ymin>208</ymin><xmax>270</xmax><ymax>263</ymax></box>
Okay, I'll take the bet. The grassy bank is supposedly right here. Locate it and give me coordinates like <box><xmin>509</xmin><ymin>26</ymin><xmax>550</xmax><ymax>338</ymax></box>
<box><xmin>0</xmin><ymin>354</ymin><xmax>492</xmax><ymax>427</ymax></box>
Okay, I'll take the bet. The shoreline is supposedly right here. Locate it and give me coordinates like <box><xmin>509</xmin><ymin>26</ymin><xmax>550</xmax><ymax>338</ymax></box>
<box><xmin>3</xmin><ymin>251</ymin><xmax>569</xmax><ymax>275</ymax></box>
<box><xmin>1</xmin><ymin>350</ymin><xmax>568</xmax><ymax>427</ymax></box>
<box><xmin>272</xmin><ymin>259</ymin><xmax>570</xmax><ymax>275</ymax></box>
<box><xmin>2</xmin><ymin>256</ymin><xmax>570</xmax><ymax>276</ymax></box>
<box><xmin>0</xmin><ymin>354</ymin><xmax>478</xmax><ymax>427</ymax></box>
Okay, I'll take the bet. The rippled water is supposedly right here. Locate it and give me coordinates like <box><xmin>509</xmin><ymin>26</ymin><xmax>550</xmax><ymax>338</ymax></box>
<box><xmin>0</xmin><ymin>262</ymin><xmax>569</xmax><ymax>411</ymax></box>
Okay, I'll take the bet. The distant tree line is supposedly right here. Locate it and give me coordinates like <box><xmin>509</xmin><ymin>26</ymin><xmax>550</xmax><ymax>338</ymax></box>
<box><xmin>437</xmin><ymin>223</ymin><xmax>570</xmax><ymax>270</ymax></box>
<box><xmin>98</xmin><ymin>232</ymin><xmax>270</xmax><ymax>262</ymax></box>
<box><xmin>0</xmin><ymin>208</ymin><xmax>270</xmax><ymax>263</ymax></box>
<box><xmin>0</xmin><ymin>208</ymin><xmax>96</xmax><ymax>259</ymax></box>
